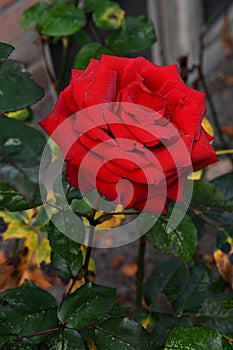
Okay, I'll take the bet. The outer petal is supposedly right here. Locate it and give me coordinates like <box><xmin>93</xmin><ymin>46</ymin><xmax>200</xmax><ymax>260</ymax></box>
<box><xmin>191</xmin><ymin>128</ymin><xmax>218</xmax><ymax>171</ymax></box>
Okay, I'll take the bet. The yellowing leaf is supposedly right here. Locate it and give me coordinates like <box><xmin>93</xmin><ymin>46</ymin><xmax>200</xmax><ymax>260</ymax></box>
<box><xmin>202</xmin><ymin>117</ymin><xmax>214</xmax><ymax>138</ymax></box>
<box><xmin>24</xmin><ymin>231</ymin><xmax>39</xmax><ymax>260</ymax></box>
<box><xmin>140</xmin><ymin>314</ymin><xmax>155</xmax><ymax>329</ymax></box>
<box><xmin>1</xmin><ymin>211</ymin><xmax>50</xmax><ymax>266</ymax></box>
<box><xmin>188</xmin><ymin>170</ymin><xmax>203</xmax><ymax>180</ymax></box>
<box><xmin>1</xmin><ymin>211</ymin><xmax>36</xmax><ymax>240</ymax></box>
<box><xmin>4</xmin><ymin>108</ymin><xmax>29</xmax><ymax>121</ymax></box>
<box><xmin>47</xmin><ymin>137</ymin><xmax>61</xmax><ymax>162</ymax></box>
<box><xmin>94</xmin><ymin>204</ymin><xmax>126</xmax><ymax>229</ymax></box>
<box><xmin>35</xmin><ymin>237</ymin><xmax>51</xmax><ymax>266</ymax></box>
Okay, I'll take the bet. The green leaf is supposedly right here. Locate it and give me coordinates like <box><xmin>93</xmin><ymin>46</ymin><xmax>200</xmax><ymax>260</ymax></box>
<box><xmin>70</xmin><ymin>198</ymin><xmax>93</xmax><ymax>216</ymax></box>
<box><xmin>94</xmin><ymin>317</ymin><xmax>152</xmax><ymax>350</ymax></box>
<box><xmin>1</xmin><ymin>339</ymin><xmax>37</xmax><ymax>350</ymax></box>
<box><xmin>164</xmin><ymin>326</ymin><xmax>232</xmax><ymax>350</ymax></box>
<box><xmin>48</xmin><ymin>223</ymin><xmax>83</xmax><ymax>279</ymax></box>
<box><xmin>0</xmin><ymin>116</ymin><xmax>50</xmax><ymax>200</ymax></box>
<box><xmin>84</xmin><ymin>0</ymin><xmax>108</xmax><ymax>12</ymax></box>
<box><xmin>151</xmin><ymin>314</ymin><xmax>191</xmax><ymax>349</ymax></box>
<box><xmin>211</xmin><ymin>173</ymin><xmax>233</xmax><ymax>201</ymax></box>
<box><xmin>20</xmin><ymin>2</ymin><xmax>51</xmax><ymax>31</ymax></box>
<box><xmin>142</xmin><ymin>209</ymin><xmax>197</xmax><ymax>263</ymax></box>
<box><xmin>0</xmin><ymin>60</ymin><xmax>44</xmax><ymax>112</ymax></box>
<box><xmin>199</xmin><ymin>297</ymin><xmax>233</xmax><ymax>335</ymax></box>
<box><xmin>0</xmin><ymin>182</ymin><xmax>42</xmax><ymax>211</ymax></box>
<box><xmin>93</xmin><ymin>1</ymin><xmax>125</xmax><ymax>30</ymax></box>
<box><xmin>43</xmin><ymin>329</ymin><xmax>86</xmax><ymax>350</ymax></box>
<box><xmin>144</xmin><ymin>258</ymin><xmax>189</xmax><ymax>307</ymax></box>
<box><xmin>58</xmin><ymin>283</ymin><xmax>116</xmax><ymax>329</ymax></box>
<box><xmin>220</xmin><ymin>298</ymin><xmax>233</xmax><ymax>309</ymax></box>
<box><xmin>0</xmin><ymin>42</ymin><xmax>14</xmax><ymax>61</ymax></box>
<box><xmin>173</xmin><ymin>263</ymin><xmax>212</xmax><ymax>313</ymax></box>
<box><xmin>41</xmin><ymin>4</ymin><xmax>86</xmax><ymax>36</ymax></box>
<box><xmin>106</xmin><ymin>16</ymin><xmax>156</xmax><ymax>53</ymax></box>
<box><xmin>51</xmin><ymin>209</ymin><xmax>85</xmax><ymax>244</ymax></box>
<box><xmin>73</xmin><ymin>43</ymin><xmax>114</xmax><ymax>70</ymax></box>
<box><xmin>0</xmin><ymin>283</ymin><xmax>58</xmax><ymax>339</ymax></box>
<box><xmin>191</xmin><ymin>180</ymin><xmax>233</xmax><ymax>213</ymax></box>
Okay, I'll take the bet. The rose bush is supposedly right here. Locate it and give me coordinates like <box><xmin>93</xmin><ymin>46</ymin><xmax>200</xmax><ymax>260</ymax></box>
<box><xmin>39</xmin><ymin>55</ymin><xmax>217</xmax><ymax>212</ymax></box>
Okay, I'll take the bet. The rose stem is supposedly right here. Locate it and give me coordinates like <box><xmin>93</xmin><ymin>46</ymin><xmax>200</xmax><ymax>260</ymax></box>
<box><xmin>87</xmin><ymin>14</ymin><xmax>104</xmax><ymax>45</ymax></box>
<box><xmin>39</xmin><ymin>35</ymin><xmax>57</xmax><ymax>93</ymax></box>
<box><xmin>55</xmin><ymin>36</ymin><xmax>72</xmax><ymax>93</ymax></box>
<box><xmin>136</xmin><ymin>235</ymin><xmax>146</xmax><ymax>308</ymax></box>
<box><xmin>216</xmin><ymin>149</ymin><xmax>233</xmax><ymax>155</ymax></box>
<box><xmin>23</xmin><ymin>327</ymin><xmax>61</xmax><ymax>339</ymax></box>
<box><xmin>83</xmin><ymin>223</ymin><xmax>95</xmax><ymax>283</ymax></box>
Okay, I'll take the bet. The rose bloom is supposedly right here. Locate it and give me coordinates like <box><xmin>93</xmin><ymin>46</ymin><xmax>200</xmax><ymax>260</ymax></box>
<box><xmin>39</xmin><ymin>55</ymin><xmax>217</xmax><ymax>213</ymax></box>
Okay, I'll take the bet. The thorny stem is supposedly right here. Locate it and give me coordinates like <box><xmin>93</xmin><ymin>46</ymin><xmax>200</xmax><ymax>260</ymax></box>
<box><xmin>136</xmin><ymin>235</ymin><xmax>146</xmax><ymax>308</ymax></box>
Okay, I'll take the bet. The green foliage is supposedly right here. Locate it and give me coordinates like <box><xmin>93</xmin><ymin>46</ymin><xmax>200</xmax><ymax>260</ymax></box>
<box><xmin>20</xmin><ymin>2</ymin><xmax>51</xmax><ymax>31</ymax></box>
<box><xmin>144</xmin><ymin>258</ymin><xmax>189</xmax><ymax>308</ymax></box>
<box><xmin>43</xmin><ymin>329</ymin><xmax>86</xmax><ymax>349</ymax></box>
<box><xmin>173</xmin><ymin>262</ymin><xmax>212</xmax><ymax>313</ymax></box>
<box><xmin>74</xmin><ymin>42</ymin><xmax>114</xmax><ymax>70</ymax></box>
<box><xmin>58</xmin><ymin>283</ymin><xmax>116</xmax><ymax>329</ymax></box>
<box><xmin>0</xmin><ymin>42</ymin><xmax>14</xmax><ymax>61</ymax></box>
<box><xmin>211</xmin><ymin>172</ymin><xmax>233</xmax><ymax>201</ymax></box>
<box><xmin>84</xmin><ymin>0</ymin><xmax>108</xmax><ymax>12</ymax></box>
<box><xmin>48</xmin><ymin>223</ymin><xmax>83</xmax><ymax>279</ymax></box>
<box><xmin>139</xmin><ymin>208</ymin><xmax>197</xmax><ymax>263</ymax></box>
<box><xmin>0</xmin><ymin>116</ymin><xmax>50</xmax><ymax>200</ymax></box>
<box><xmin>151</xmin><ymin>314</ymin><xmax>191</xmax><ymax>349</ymax></box>
<box><xmin>191</xmin><ymin>180</ymin><xmax>233</xmax><ymax>213</ymax></box>
<box><xmin>199</xmin><ymin>297</ymin><xmax>233</xmax><ymax>335</ymax></box>
<box><xmin>0</xmin><ymin>60</ymin><xmax>44</xmax><ymax>112</ymax></box>
<box><xmin>41</xmin><ymin>4</ymin><xmax>86</xmax><ymax>36</ymax></box>
<box><xmin>0</xmin><ymin>182</ymin><xmax>42</xmax><ymax>211</ymax></box>
<box><xmin>164</xmin><ymin>326</ymin><xmax>232</xmax><ymax>350</ymax></box>
<box><xmin>0</xmin><ymin>283</ymin><xmax>58</xmax><ymax>343</ymax></box>
<box><xmin>94</xmin><ymin>318</ymin><xmax>153</xmax><ymax>349</ymax></box>
<box><xmin>106</xmin><ymin>16</ymin><xmax>157</xmax><ymax>53</ymax></box>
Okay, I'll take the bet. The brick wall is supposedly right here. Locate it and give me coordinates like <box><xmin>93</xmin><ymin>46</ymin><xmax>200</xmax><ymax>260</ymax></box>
<box><xmin>0</xmin><ymin>0</ymin><xmax>56</xmax><ymax>121</ymax></box>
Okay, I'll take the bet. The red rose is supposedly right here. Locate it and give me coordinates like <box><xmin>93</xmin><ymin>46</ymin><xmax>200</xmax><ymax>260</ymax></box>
<box><xmin>39</xmin><ymin>55</ymin><xmax>217</xmax><ymax>213</ymax></box>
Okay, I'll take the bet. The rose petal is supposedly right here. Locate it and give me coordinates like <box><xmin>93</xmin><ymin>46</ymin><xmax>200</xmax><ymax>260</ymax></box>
<box><xmin>191</xmin><ymin>128</ymin><xmax>219</xmax><ymax>171</ymax></box>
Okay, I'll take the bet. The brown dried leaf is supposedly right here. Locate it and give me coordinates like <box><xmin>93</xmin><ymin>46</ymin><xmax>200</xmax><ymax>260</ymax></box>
<box><xmin>221</xmin><ymin>125</ymin><xmax>233</xmax><ymax>138</ymax></box>
<box><xmin>113</xmin><ymin>255</ymin><xmax>124</xmax><ymax>268</ymax></box>
<box><xmin>121</xmin><ymin>263</ymin><xmax>137</xmax><ymax>277</ymax></box>
<box><xmin>226</xmin><ymin>76</ymin><xmax>233</xmax><ymax>85</ymax></box>
<box><xmin>214</xmin><ymin>248</ymin><xmax>233</xmax><ymax>288</ymax></box>
<box><xmin>20</xmin><ymin>263</ymin><xmax>52</xmax><ymax>290</ymax></box>
<box><xmin>0</xmin><ymin>246</ymin><xmax>29</xmax><ymax>292</ymax></box>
